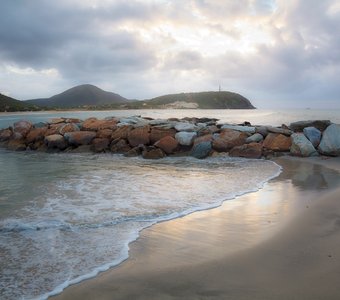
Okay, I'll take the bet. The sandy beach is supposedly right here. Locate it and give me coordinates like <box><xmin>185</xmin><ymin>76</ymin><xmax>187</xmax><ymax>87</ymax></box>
<box><xmin>51</xmin><ymin>156</ymin><xmax>340</xmax><ymax>300</ymax></box>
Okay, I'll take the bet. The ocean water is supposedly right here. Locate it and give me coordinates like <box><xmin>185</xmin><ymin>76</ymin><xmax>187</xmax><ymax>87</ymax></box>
<box><xmin>0</xmin><ymin>109</ymin><xmax>338</xmax><ymax>299</ymax></box>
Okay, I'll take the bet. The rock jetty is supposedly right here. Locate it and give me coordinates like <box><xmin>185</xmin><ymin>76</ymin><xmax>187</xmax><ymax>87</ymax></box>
<box><xmin>0</xmin><ymin>117</ymin><xmax>339</xmax><ymax>159</ymax></box>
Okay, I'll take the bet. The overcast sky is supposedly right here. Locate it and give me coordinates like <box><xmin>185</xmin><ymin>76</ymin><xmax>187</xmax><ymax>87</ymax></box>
<box><xmin>1</xmin><ymin>0</ymin><xmax>340</xmax><ymax>108</ymax></box>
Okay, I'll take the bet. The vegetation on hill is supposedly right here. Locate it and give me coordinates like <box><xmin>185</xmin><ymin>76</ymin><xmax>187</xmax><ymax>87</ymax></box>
<box><xmin>0</xmin><ymin>94</ymin><xmax>39</xmax><ymax>112</ymax></box>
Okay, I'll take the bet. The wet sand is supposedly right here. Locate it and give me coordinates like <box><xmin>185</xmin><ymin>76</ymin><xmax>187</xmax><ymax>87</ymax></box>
<box><xmin>51</xmin><ymin>156</ymin><xmax>340</xmax><ymax>300</ymax></box>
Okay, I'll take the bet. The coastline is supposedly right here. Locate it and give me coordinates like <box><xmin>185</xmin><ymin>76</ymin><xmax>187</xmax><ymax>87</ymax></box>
<box><xmin>51</xmin><ymin>156</ymin><xmax>340</xmax><ymax>300</ymax></box>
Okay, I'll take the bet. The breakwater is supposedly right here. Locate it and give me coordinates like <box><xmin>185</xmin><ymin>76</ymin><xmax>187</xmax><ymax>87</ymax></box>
<box><xmin>0</xmin><ymin>116</ymin><xmax>339</xmax><ymax>158</ymax></box>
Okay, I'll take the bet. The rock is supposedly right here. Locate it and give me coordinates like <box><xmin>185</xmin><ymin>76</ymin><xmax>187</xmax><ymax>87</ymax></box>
<box><xmin>174</xmin><ymin>122</ymin><xmax>198</xmax><ymax>132</ymax></box>
<box><xmin>111</xmin><ymin>125</ymin><xmax>133</xmax><ymax>140</ymax></box>
<box><xmin>289</xmin><ymin>120</ymin><xmax>331</xmax><ymax>132</ymax></box>
<box><xmin>246</xmin><ymin>133</ymin><xmax>263</xmax><ymax>144</ymax></box>
<box><xmin>110</xmin><ymin>139</ymin><xmax>131</xmax><ymax>153</ymax></box>
<box><xmin>34</xmin><ymin>122</ymin><xmax>48</xmax><ymax>128</ymax></box>
<box><xmin>266</xmin><ymin>126</ymin><xmax>292</xmax><ymax>136</ymax></box>
<box><xmin>49</xmin><ymin>118</ymin><xmax>65</xmax><ymax>124</ymax></box>
<box><xmin>69</xmin><ymin>145</ymin><xmax>92</xmax><ymax>153</ymax></box>
<box><xmin>290</xmin><ymin>133</ymin><xmax>318</xmax><ymax>157</ymax></box>
<box><xmin>191</xmin><ymin>142</ymin><xmax>212</xmax><ymax>159</ymax></box>
<box><xmin>127</xmin><ymin>126</ymin><xmax>150</xmax><ymax>147</ymax></box>
<box><xmin>0</xmin><ymin>129</ymin><xmax>12</xmax><ymax>141</ymax></box>
<box><xmin>194</xmin><ymin>134</ymin><xmax>213</xmax><ymax>145</ymax></box>
<box><xmin>229</xmin><ymin>143</ymin><xmax>263</xmax><ymax>159</ymax></box>
<box><xmin>59</xmin><ymin>123</ymin><xmax>80</xmax><ymax>135</ymax></box>
<box><xmin>212</xmin><ymin>129</ymin><xmax>247</xmax><ymax>152</ymax></box>
<box><xmin>64</xmin><ymin>131</ymin><xmax>96</xmax><ymax>146</ymax></box>
<box><xmin>255</xmin><ymin>126</ymin><xmax>268</xmax><ymax>137</ymax></box>
<box><xmin>124</xmin><ymin>146</ymin><xmax>144</xmax><ymax>157</ymax></box>
<box><xmin>154</xmin><ymin>136</ymin><xmax>179</xmax><ymax>154</ymax></box>
<box><xmin>91</xmin><ymin>138</ymin><xmax>110</xmax><ymax>153</ymax></box>
<box><xmin>45</xmin><ymin>134</ymin><xmax>67</xmax><ymax>150</ymax></box>
<box><xmin>303</xmin><ymin>126</ymin><xmax>321</xmax><ymax>147</ymax></box>
<box><xmin>220</xmin><ymin>124</ymin><xmax>256</xmax><ymax>134</ymax></box>
<box><xmin>142</xmin><ymin>147</ymin><xmax>165</xmax><ymax>159</ymax></box>
<box><xmin>119</xmin><ymin>116</ymin><xmax>149</xmax><ymax>126</ymax></box>
<box><xmin>150</xmin><ymin>127</ymin><xmax>176</xmax><ymax>144</ymax></box>
<box><xmin>82</xmin><ymin>118</ymin><xmax>118</xmax><ymax>131</ymax></box>
<box><xmin>7</xmin><ymin>139</ymin><xmax>27</xmax><ymax>151</ymax></box>
<box><xmin>26</xmin><ymin>127</ymin><xmax>47</xmax><ymax>143</ymax></box>
<box><xmin>97</xmin><ymin>129</ymin><xmax>113</xmax><ymax>139</ymax></box>
<box><xmin>318</xmin><ymin>124</ymin><xmax>340</xmax><ymax>156</ymax></box>
<box><xmin>175</xmin><ymin>132</ymin><xmax>197</xmax><ymax>146</ymax></box>
<box><xmin>13</xmin><ymin>120</ymin><xmax>33</xmax><ymax>137</ymax></box>
<box><xmin>263</xmin><ymin>133</ymin><xmax>292</xmax><ymax>151</ymax></box>
<box><xmin>65</xmin><ymin>118</ymin><xmax>82</xmax><ymax>123</ymax></box>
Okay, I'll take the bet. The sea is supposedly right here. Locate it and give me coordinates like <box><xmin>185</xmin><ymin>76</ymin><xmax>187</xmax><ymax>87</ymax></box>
<box><xmin>0</xmin><ymin>109</ymin><xmax>339</xmax><ymax>300</ymax></box>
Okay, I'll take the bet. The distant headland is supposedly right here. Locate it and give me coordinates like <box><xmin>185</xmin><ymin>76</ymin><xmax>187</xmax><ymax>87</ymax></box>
<box><xmin>1</xmin><ymin>84</ymin><xmax>255</xmax><ymax>112</ymax></box>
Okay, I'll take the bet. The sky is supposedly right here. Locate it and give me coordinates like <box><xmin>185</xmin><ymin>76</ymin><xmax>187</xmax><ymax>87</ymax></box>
<box><xmin>1</xmin><ymin>0</ymin><xmax>340</xmax><ymax>108</ymax></box>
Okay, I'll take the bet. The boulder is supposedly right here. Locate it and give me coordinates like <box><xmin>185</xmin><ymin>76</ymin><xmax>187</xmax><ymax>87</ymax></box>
<box><xmin>82</xmin><ymin>118</ymin><xmax>118</xmax><ymax>131</ymax></box>
<box><xmin>49</xmin><ymin>118</ymin><xmax>65</xmax><ymax>124</ymax></box>
<box><xmin>303</xmin><ymin>126</ymin><xmax>321</xmax><ymax>147</ymax></box>
<box><xmin>33</xmin><ymin>122</ymin><xmax>48</xmax><ymax>128</ymax></box>
<box><xmin>142</xmin><ymin>147</ymin><xmax>165</xmax><ymax>159</ymax></box>
<box><xmin>97</xmin><ymin>129</ymin><xmax>113</xmax><ymax>139</ymax></box>
<box><xmin>255</xmin><ymin>126</ymin><xmax>268</xmax><ymax>137</ymax></box>
<box><xmin>7</xmin><ymin>139</ymin><xmax>27</xmax><ymax>151</ymax></box>
<box><xmin>263</xmin><ymin>133</ymin><xmax>291</xmax><ymax>151</ymax></box>
<box><xmin>0</xmin><ymin>129</ymin><xmax>12</xmax><ymax>141</ymax></box>
<box><xmin>266</xmin><ymin>126</ymin><xmax>292</xmax><ymax>136</ymax></box>
<box><xmin>65</xmin><ymin>118</ymin><xmax>82</xmax><ymax>123</ymax></box>
<box><xmin>150</xmin><ymin>127</ymin><xmax>176</xmax><ymax>144</ymax></box>
<box><xmin>229</xmin><ymin>143</ymin><xmax>263</xmax><ymax>159</ymax></box>
<box><xmin>111</xmin><ymin>125</ymin><xmax>133</xmax><ymax>140</ymax></box>
<box><xmin>119</xmin><ymin>116</ymin><xmax>149</xmax><ymax>126</ymax></box>
<box><xmin>45</xmin><ymin>134</ymin><xmax>67</xmax><ymax>150</ymax></box>
<box><xmin>59</xmin><ymin>123</ymin><xmax>80</xmax><ymax>135</ymax></box>
<box><xmin>64</xmin><ymin>131</ymin><xmax>96</xmax><ymax>146</ymax></box>
<box><xmin>26</xmin><ymin>127</ymin><xmax>47</xmax><ymax>144</ymax></box>
<box><xmin>175</xmin><ymin>132</ymin><xmax>197</xmax><ymax>146</ymax></box>
<box><xmin>174</xmin><ymin>122</ymin><xmax>198</xmax><ymax>132</ymax></box>
<box><xmin>110</xmin><ymin>139</ymin><xmax>131</xmax><ymax>153</ymax></box>
<box><xmin>124</xmin><ymin>146</ymin><xmax>144</xmax><ymax>157</ymax></box>
<box><xmin>191</xmin><ymin>142</ymin><xmax>212</xmax><ymax>159</ymax></box>
<box><xmin>91</xmin><ymin>138</ymin><xmax>110</xmax><ymax>153</ymax></box>
<box><xmin>318</xmin><ymin>124</ymin><xmax>340</xmax><ymax>156</ymax></box>
<box><xmin>220</xmin><ymin>124</ymin><xmax>256</xmax><ymax>134</ymax></box>
<box><xmin>13</xmin><ymin>120</ymin><xmax>33</xmax><ymax>137</ymax></box>
<box><xmin>246</xmin><ymin>133</ymin><xmax>263</xmax><ymax>144</ymax></box>
<box><xmin>290</xmin><ymin>133</ymin><xmax>318</xmax><ymax>157</ymax></box>
<box><xmin>193</xmin><ymin>134</ymin><xmax>213</xmax><ymax>145</ymax></box>
<box><xmin>127</xmin><ymin>126</ymin><xmax>150</xmax><ymax>147</ymax></box>
<box><xmin>154</xmin><ymin>136</ymin><xmax>179</xmax><ymax>154</ymax></box>
<box><xmin>289</xmin><ymin>120</ymin><xmax>331</xmax><ymax>132</ymax></box>
<box><xmin>212</xmin><ymin>129</ymin><xmax>247</xmax><ymax>152</ymax></box>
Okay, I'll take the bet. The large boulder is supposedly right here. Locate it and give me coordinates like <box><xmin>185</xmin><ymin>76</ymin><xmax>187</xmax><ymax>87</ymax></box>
<box><xmin>127</xmin><ymin>126</ymin><xmax>150</xmax><ymax>147</ymax></box>
<box><xmin>246</xmin><ymin>133</ymin><xmax>263</xmax><ymax>143</ymax></box>
<box><xmin>154</xmin><ymin>136</ymin><xmax>179</xmax><ymax>154</ymax></box>
<box><xmin>13</xmin><ymin>120</ymin><xmax>33</xmax><ymax>137</ymax></box>
<box><xmin>82</xmin><ymin>118</ymin><xmax>118</xmax><ymax>131</ymax></box>
<box><xmin>0</xmin><ymin>128</ymin><xmax>12</xmax><ymax>141</ymax></box>
<box><xmin>318</xmin><ymin>124</ymin><xmax>340</xmax><ymax>156</ymax></box>
<box><xmin>45</xmin><ymin>134</ymin><xmax>67</xmax><ymax>150</ymax></box>
<box><xmin>220</xmin><ymin>124</ymin><xmax>256</xmax><ymax>134</ymax></box>
<box><xmin>142</xmin><ymin>147</ymin><xmax>165</xmax><ymax>159</ymax></box>
<box><xmin>175</xmin><ymin>132</ymin><xmax>197</xmax><ymax>146</ymax></box>
<box><xmin>110</xmin><ymin>139</ymin><xmax>131</xmax><ymax>153</ymax></box>
<box><xmin>289</xmin><ymin>120</ymin><xmax>331</xmax><ymax>132</ymax></box>
<box><xmin>191</xmin><ymin>141</ymin><xmax>212</xmax><ymax>159</ymax></box>
<box><xmin>91</xmin><ymin>138</ymin><xmax>110</xmax><ymax>153</ymax></box>
<box><xmin>26</xmin><ymin>127</ymin><xmax>47</xmax><ymax>144</ymax></box>
<box><xmin>212</xmin><ymin>129</ymin><xmax>247</xmax><ymax>152</ymax></box>
<box><xmin>229</xmin><ymin>143</ymin><xmax>263</xmax><ymax>159</ymax></box>
<box><xmin>97</xmin><ymin>129</ymin><xmax>113</xmax><ymax>139</ymax></box>
<box><xmin>64</xmin><ymin>131</ymin><xmax>96</xmax><ymax>146</ymax></box>
<box><xmin>7</xmin><ymin>139</ymin><xmax>27</xmax><ymax>151</ymax></box>
<box><xmin>303</xmin><ymin>126</ymin><xmax>321</xmax><ymax>147</ymax></box>
<box><xmin>290</xmin><ymin>133</ymin><xmax>318</xmax><ymax>157</ymax></box>
<box><xmin>266</xmin><ymin>126</ymin><xmax>292</xmax><ymax>136</ymax></box>
<box><xmin>111</xmin><ymin>125</ymin><xmax>133</xmax><ymax>140</ymax></box>
<box><xmin>59</xmin><ymin>123</ymin><xmax>80</xmax><ymax>135</ymax></box>
<box><xmin>263</xmin><ymin>133</ymin><xmax>291</xmax><ymax>151</ymax></box>
<box><xmin>150</xmin><ymin>127</ymin><xmax>176</xmax><ymax>144</ymax></box>
<box><xmin>193</xmin><ymin>134</ymin><xmax>213</xmax><ymax>145</ymax></box>
<box><xmin>174</xmin><ymin>122</ymin><xmax>198</xmax><ymax>132</ymax></box>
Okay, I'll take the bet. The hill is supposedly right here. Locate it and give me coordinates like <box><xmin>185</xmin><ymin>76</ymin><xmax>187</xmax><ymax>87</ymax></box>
<box><xmin>0</xmin><ymin>93</ymin><xmax>38</xmax><ymax>112</ymax></box>
<box><xmin>26</xmin><ymin>84</ymin><xmax>130</xmax><ymax>109</ymax></box>
<box><xmin>124</xmin><ymin>91</ymin><xmax>255</xmax><ymax>109</ymax></box>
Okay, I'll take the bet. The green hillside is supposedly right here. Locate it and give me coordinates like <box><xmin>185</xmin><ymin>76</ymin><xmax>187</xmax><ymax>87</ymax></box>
<box><xmin>0</xmin><ymin>94</ymin><xmax>38</xmax><ymax>112</ymax></box>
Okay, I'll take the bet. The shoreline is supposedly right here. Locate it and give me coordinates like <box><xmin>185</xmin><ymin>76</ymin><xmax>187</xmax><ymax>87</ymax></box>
<box><xmin>51</xmin><ymin>156</ymin><xmax>340</xmax><ymax>300</ymax></box>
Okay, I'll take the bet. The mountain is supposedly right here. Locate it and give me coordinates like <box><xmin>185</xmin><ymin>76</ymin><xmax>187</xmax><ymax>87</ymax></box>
<box><xmin>26</xmin><ymin>84</ymin><xmax>129</xmax><ymax>108</ymax></box>
<box><xmin>0</xmin><ymin>93</ymin><xmax>38</xmax><ymax>112</ymax></box>
<box><xmin>124</xmin><ymin>91</ymin><xmax>255</xmax><ymax>109</ymax></box>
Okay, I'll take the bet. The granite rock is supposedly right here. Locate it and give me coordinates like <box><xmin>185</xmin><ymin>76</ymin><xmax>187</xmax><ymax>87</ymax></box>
<box><xmin>303</xmin><ymin>126</ymin><xmax>321</xmax><ymax>147</ymax></box>
<box><xmin>318</xmin><ymin>124</ymin><xmax>340</xmax><ymax>156</ymax></box>
<box><xmin>290</xmin><ymin>133</ymin><xmax>318</xmax><ymax>157</ymax></box>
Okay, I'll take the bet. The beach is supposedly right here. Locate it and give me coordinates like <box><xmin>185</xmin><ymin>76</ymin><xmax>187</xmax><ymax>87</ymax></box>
<box><xmin>51</xmin><ymin>156</ymin><xmax>340</xmax><ymax>300</ymax></box>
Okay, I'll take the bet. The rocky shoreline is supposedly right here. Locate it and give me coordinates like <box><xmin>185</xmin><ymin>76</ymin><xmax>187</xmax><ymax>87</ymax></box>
<box><xmin>0</xmin><ymin>116</ymin><xmax>339</xmax><ymax>159</ymax></box>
